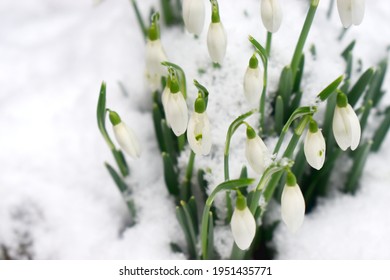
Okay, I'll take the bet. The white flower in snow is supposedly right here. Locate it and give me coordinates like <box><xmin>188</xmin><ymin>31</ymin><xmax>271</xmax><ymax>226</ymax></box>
<box><xmin>207</xmin><ymin>0</ymin><xmax>227</xmax><ymax>64</ymax></box>
<box><xmin>109</xmin><ymin>111</ymin><xmax>141</xmax><ymax>158</ymax></box>
<box><xmin>230</xmin><ymin>194</ymin><xmax>256</xmax><ymax>250</ymax></box>
<box><xmin>336</xmin><ymin>0</ymin><xmax>365</xmax><ymax>28</ymax></box>
<box><xmin>304</xmin><ymin>119</ymin><xmax>326</xmax><ymax>170</ymax></box>
<box><xmin>281</xmin><ymin>172</ymin><xmax>305</xmax><ymax>233</ymax></box>
<box><xmin>187</xmin><ymin>97</ymin><xmax>212</xmax><ymax>155</ymax></box>
<box><xmin>182</xmin><ymin>0</ymin><xmax>205</xmax><ymax>36</ymax></box>
<box><xmin>243</xmin><ymin>54</ymin><xmax>263</xmax><ymax>107</ymax></box>
<box><xmin>164</xmin><ymin>77</ymin><xmax>188</xmax><ymax>136</ymax></box>
<box><xmin>332</xmin><ymin>92</ymin><xmax>361</xmax><ymax>151</ymax></box>
<box><xmin>145</xmin><ymin>39</ymin><xmax>167</xmax><ymax>90</ymax></box>
<box><xmin>245</xmin><ymin>125</ymin><xmax>271</xmax><ymax>174</ymax></box>
<box><xmin>260</xmin><ymin>0</ymin><xmax>283</xmax><ymax>33</ymax></box>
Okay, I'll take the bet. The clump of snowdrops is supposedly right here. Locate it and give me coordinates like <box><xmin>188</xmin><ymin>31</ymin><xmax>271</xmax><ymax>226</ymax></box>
<box><xmin>97</xmin><ymin>0</ymin><xmax>390</xmax><ymax>259</ymax></box>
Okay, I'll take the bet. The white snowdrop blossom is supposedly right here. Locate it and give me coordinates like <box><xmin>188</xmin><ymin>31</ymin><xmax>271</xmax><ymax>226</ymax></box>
<box><xmin>332</xmin><ymin>92</ymin><xmax>361</xmax><ymax>151</ymax></box>
<box><xmin>207</xmin><ymin>0</ymin><xmax>227</xmax><ymax>64</ymax></box>
<box><xmin>187</xmin><ymin>97</ymin><xmax>212</xmax><ymax>155</ymax></box>
<box><xmin>245</xmin><ymin>126</ymin><xmax>271</xmax><ymax>174</ymax></box>
<box><xmin>336</xmin><ymin>0</ymin><xmax>365</xmax><ymax>28</ymax></box>
<box><xmin>243</xmin><ymin>55</ymin><xmax>263</xmax><ymax>107</ymax></box>
<box><xmin>145</xmin><ymin>39</ymin><xmax>167</xmax><ymax>91</ymax></box>
<box><xmin>260</xmin><ymin>0</ymin><xmax>283</xmax><ymax>33</ymax></box>
<box><xmin>182</xmin><ymin>0</ymin><xmax>205</xmax><ymax>36</ymax></box>
<box><xmin>164</xmin><ymin>77</ymin><xmax>188</xmax><ymax>136</ymax></box>
<box><xmin>281</xmin><ymin>172</ymin><xmax>305</xmax><ymax>233</ymax></box>
<box><xmin>109</xmin><ymin>111</ymin><xmax>141</xmax><ymax>159</ymax></box>
<box><xmin>304</xmin><ymin>120</ymin><xmax>326</xmax><ymax>170</ymax></box>
<box><xmin>230</xmin><ymin>195</ymin><xmax>256</xmax><ymax>250</ymax></box>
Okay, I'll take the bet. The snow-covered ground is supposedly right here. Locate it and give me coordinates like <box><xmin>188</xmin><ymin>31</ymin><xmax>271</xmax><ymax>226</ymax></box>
<box><xmin>0</xmin><ymin>0</ymin><xmax>389</xmax><ymax>259</ymax></box>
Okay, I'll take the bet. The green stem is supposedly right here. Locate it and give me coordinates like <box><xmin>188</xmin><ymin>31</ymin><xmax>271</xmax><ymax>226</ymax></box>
<box><xmin>290</xmin><ymin>0</ymin><xmax>319</xmax><ymax>81</ymax></box>
<box><xmin>181</xmin><ymin>151</ymin><xmax>196</xmax><ymax>201</ymax></box>
<box><xmin>130</xmin><ymin>0</ymin><xmax>147</xmax><ymax>40</ymax></box>
<box><xmin>265</xmin><ymin>32</ymin><xmax>272</xmax><ymax>57</ymax></box>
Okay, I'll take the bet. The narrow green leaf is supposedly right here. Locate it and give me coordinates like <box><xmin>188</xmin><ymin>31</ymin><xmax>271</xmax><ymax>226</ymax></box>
<box><xmin>290</xmin><ymin>90</ymin><xmax>303</xmax><ymax>114</ymax></box>
<box><xmin>180</xmin><ymin>200</ymin><xmax>198</xmax><ymax>259</ymax></box>
<box><xmin>345</xmin><ymin>141</ymin><xmax>372</xmax><ymax>194</ymax></box>
<box><xmin>161</xmin><ymin>120</ymin><xmax>177</xmax><ymax>163</ymax></box>
<box><xmin>104</xmin><ymin>162</ymin><xmax>128</xmax><ymax>194</ymax></box>
<box><xmin>275</xmin><ymin>95</ymin><xmax>284</xmax><ymax>134</ymax></box>
<box><xmin>207</xmin><ymin>211</ymin><xmax>214</xmax><ymax>259</ymax></box>
<box><xmin>317</xmin><ymin>75</ymin><xmax>344</xmax><ymax>101</ymax></box>
<box><xmin>341</xmin><ymin>40</ymin><xmax>355</xmax><ymax>61</ymax></box>
<box><xmin>152</xmin><ymin>104</ymin><xmax>165</xmax><ymax>152</ymax></box>
<box><xmin>188</xmin><ymin>197</ymin><xmax>199</xmax><ymax>235</ymax></box>
<box><xmin>97</xmin><ymin>82</ymin><xmax>115</xmax><ymax>150</ymax></box>
<box><xmin>277</xmin><ymin>66</ymin><xmax>293</xmax><ymax>114</ymax></box>
<box><xmin>371</xmin><ymin>60</ymin><xmax>388</xmax><ymax>106</ymax></box>
<box><xmin>342</xmin><ymin>52</ymin><xmax>353</xmax><ymax>90</ymax></box>
<box><xmin>162</xmin><ymin>152</ymin><xmax>179</xmax><ymax>196</ymax></box>
<box><xmin>292</xmin><ymin>144</ymin><xmax>306</xmax><ymax>182</ymax></box>
<box><xmin>239</xmin><ymin>166</ymin><xmax>248</xmax><ymax>196</ymax></box>
<box><xmin>372</xmin><ymin>107</ymin><xmax>390</xmax><ymax>152</ymax></box>
<box><xmin>293</xmin><ymin>54</ymin><xmax>305</xmax><ymax>93</ymax></box>
<box><xmin>225</xmin><ymin>191</ymin><xmax>233</xmax><ymax>224</ymax></box>
<box><xmin>176</xmin><ymin>206</ymin><xmax>197</xmax><ymax>259</ymax></box>
<box><xmin>359</xmin><ymin>100</ymin><xmax>373</xmax><ymax>131</ymax></box>
<box><xmin>348</xmin><ymin>68</ymin><xmax>374</xmax><ymax>107</ymax></box>
<box><xmin>248</xmin><ymin>36</ymin><xmax>267</xmax><ymax>65</ymax></box>
<box><xmin>177</xmin><ymin>133</ymin><xmax>186</xmax><ymax>152</ymax></box>
<box><xmin>130</xmin><ymin>0</ymin><xmax>147</xmax><ymax>39</ymax></box>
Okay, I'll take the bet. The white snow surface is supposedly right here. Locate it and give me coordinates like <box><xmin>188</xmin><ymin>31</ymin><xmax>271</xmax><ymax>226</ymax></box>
<box><xmin>0</xmin><ymin>0</ymin><xmax>389</xmax><ymax>259</ymax></box>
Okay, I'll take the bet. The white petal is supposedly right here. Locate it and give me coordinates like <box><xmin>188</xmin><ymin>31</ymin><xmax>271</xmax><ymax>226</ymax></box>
<box><xmin>187</xmin><ymin>112</ymin><xmax>212</xmax><ymax>155</ymax></box>
<box><xmin>243</xmin><ymin>67</ymin><xmax>263</xmax><ymax>107</ymax></box>
<box><xmin>230</xmin><ymin>207</ymin><xmax>256</xmax><ymax>250</ymax></box>
<box><xmin>182</xmin><ymin>0</ymin><xmax>205</xmax><ymax>36</ymax></box>
<box><xmin>281</xmin><ymin>184</ymin><xmax>305</xmax><ymax>233</ymax></box>
<box><xmin>304</xmin><ymin>130</ymin><xmax>326</xmax><ymax>170</ymax></box>
<box><xmin>351</xmin><ymin>0</ymin><xmax>365</xmax><ymax>25</ymax></box>
<box><xmin>165</xmin><ymin>92</ymin><xmax>188</xmax><ymax>136</ymax></box>
<box><xmin>261</xmin><ymin>0</ymin><xmax>283</xmax><ymax>33</ymax></box>
<box><xmin>161</xmin><ymin>85</ymin><xmax>170</xmax><ymax>111</ymax></box>
<box><xmin>145</xmin><ymin>39</ymin><xmax>167</xmax><ymax>76</ymax></box>
<box><xmin>332</xmin><ymin>106</ymin><xmax>352</xmax><ymax>151</ymax></box>
<box><xmin>207</xmin><ymin>22</ymin><xmax>227</xmax><ymax>64</ymax></box>
<box><xmin>337</xmin><ymin>0</ymin><xmax>353</xmax><ymax>28</ymax></box>
<box><xmin>113</xmin><ymin>122</ymin><xmax>141</xmax><ymax>158</ymax></box>
<box><xmin>245</xmin><ymin>135</ymin><xmax>271</xmax><ymax>174</ymax></box>
<box><xmin>346</xmin><ymin>104</ymin><xmax>361</xmax><ymax>150</ymax></box>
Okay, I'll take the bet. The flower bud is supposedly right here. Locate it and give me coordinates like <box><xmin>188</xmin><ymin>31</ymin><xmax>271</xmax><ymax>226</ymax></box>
<box><xmin>182</xmin><ymin>0</ymin><xmax>205</xmax><ymax>36</ymax></box>
<box><xmin>260</xmin><ymin>0</ymin><xmax>283</xmax><ymax>33</ymax></box>
<box><xmin>245</xmin><ymin>126</ymin><xmax>271</xmax><ymax>174</ymax></box>
<box><xmin>207</xmin><ymin>0</ymin><xmax>227</xmax><ymax>64</ymax></box>
<box><xmin>243</xmin><ymin>55</ymin><xmax>263</xmax><ymax>107</ymax></box>
<box><xmin>332</xmin><ymin>92</ymin><xmax>361</xmax><ymax>151</ymax></box>
<box><xmin>230</xmin><ymin>194</ymin><xmax>256</xmax><ymax>250</ymax></box>
<box><xmin>336</xmin><ymin>0</ymin><xmax>365</xmax><ymax>28</ymax></box>
<box><xmin>281</xmin><ymin>172</ymin><xmax>305</xmax><ymax>233</ymax></box>
<box><xmin>304</xmin><ymin>120</ymin><xmax>326</xmax><ymax>170</ymax></box>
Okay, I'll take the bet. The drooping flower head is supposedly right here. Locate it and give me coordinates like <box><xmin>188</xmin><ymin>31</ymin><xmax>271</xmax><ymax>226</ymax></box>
<box><xmin>207</xmin><ymin>0</ymin><xmax>227</xmax><ymax>64</ymax></box>
<box><xmin>109</xmin><ymin>110</ymin><xmax>141</xmax><ymax>158</ymax></box>
<box><xmin>182</xmin><ymin>0</ymin><xmax>205</xmax><ymax>36</ymax></box>
<box><xmin>336</xmin><ymin>0</ymin><xmax>365</xmax><ymax>28</ymax></box>
<box><xmin>163</xmin><ymin>72</ymin><xmax>188</xmax><ymax>136</ymax></box>
<box><xmin>245</xmin><ymin>125</ymin><xmax>271</xmax><ymax>174</ymax></box>
<box><xmin>187</xmin><ymin>96</ymin><xmax>212</xmax><ymax>155</ymax></box>
<box><xmin>145</xmin><ymin>13</ymin><xmax>167</xmax><ymax>90</ymax></box>
<box><xmin>332</xmin><ymin>91</ymin><xmax>361</xmax><ymax>151</ymax></box>
<box><xmin>260</xmin><ymin>0</ymin><xmax>283</xmax><ymax>33</ymax></box>
<box><xmin>281</xmin><ymin>172</ymin><xmax>305</xmax><ymax>233</ymax></box>
<box><xmin>304</xmin><ymin>119</ymin><xmax>326</xmax><ymax>170</ymax></box>
<box><xmin>230</xmin><ymin>192</ymin><xmax>256</xmax><ymax>250</ymax></box>
<box><xmin>243</xmin><ymin>54</ymin><xmax>263</xmax><ymax>107</ymax></box>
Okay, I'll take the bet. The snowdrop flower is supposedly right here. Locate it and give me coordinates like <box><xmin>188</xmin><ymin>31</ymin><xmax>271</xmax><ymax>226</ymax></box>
<box><xmin>230</xmin><ymin>193</ymin><xmax>256</xmax><ymax>250</ymax></box>
<box><xmin>260</xmin><ymin>0</ymin><xmax>283</xmax><ymax>33</ymax></box>
<box><xmin>182</xmin><ymin>0</ymin><xmax>205</xmax><ymax>36</ymax></box>
<box><xmin>332</xmin><ymin>92</ymin><xmax>361</xmax><ymax>151</ymax></box>
<box><xmin>164</xmin><ymin>75</ymin><xmax>188</xmax><ymax>136</ymax></box>
<box><xmin>243</xmin><ymin>54</ymin><xmax>263</xmax><ymax>107</ymax></box>
<box><xmin>245</xmin><ymin>125</ymin><xmax>271</xmax><ymax>174</ymax></box>
<box><xmin>304</xmin><ymin>119</ymin><xmax>326</xmax><ymax>170</ymax></box>
<box><xmin>145</xmin><ymin>15</ymin><xmax>167</xmax><ymax>91</ymax></box>
<box><xmin>109</xmin><ymin>110</ymin><xmax>141</xmax><ymax>158</ymax></box>
<box><xmin>207</xmin><ymin>0</ymin><xmax>227</xmax><ymax>64</ymax></box>
<box><xmin>187</xmin><ymin>97</ymin><xmax>212</xmax><ymax>155</ymax></box>
<box><xmin>336</xmin><ymin>0</ymin><xmax>365</xmax><ymax>28</ymax></box>
<box><xmin>281</xmin><ymin>172</ymin><xmax>305</xmax><ymax>233</ymax></box>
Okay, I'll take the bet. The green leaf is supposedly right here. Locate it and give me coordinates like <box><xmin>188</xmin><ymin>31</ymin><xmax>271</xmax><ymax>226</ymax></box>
<box><xmin>162</xmin><ymin>152</ymin><xmax>179</xmax><ymax>196</ymax></box>
<box><xmin>293</xmin><ymin>54</ymin><xmax>305</xmax><ymax>94</ymax></box>
<box><xmin>112</xmin><ymin>149</ymin><xmax>130</xmax><ymax>177</ymax></box>
<box><xmin>152</xmin><ymin>103</ymin><xmax>165</xmax><ymax>152</ymax></box>
<box><xmin>372</xmin><ymin>107</ymin><xmax>390</xmax><ymax>152</ymax></box>
<box><xmin>369</xmin><ymin>60</ymin><xmax>388</xmax><ymax>106</ymax></box>
<box><xmin>275</xmin><ymin>95</ymin><xmax>284</xmax><ymax>134</ymax></box>
<box><xmin>359</xmin><ymin>99</ymin><xmax>373</xmax><ymax>131</ymax></box>
<box><xmin>97</xmin><ymin>82</ymin><xmax>115</xmax><ymax>150</ymax></box>
<box><xmin>317</xmin><ymin>75</ymin><xmax>344</xmax><ymax>101</ymax></box>
<box><xmin>104</xmin><ymin>162</ymin><xmax>128</xmax><ymax>194</ymax></box>
<box><xmin>341</xmin><ymin>40</ymin><xmax>355</xmax><ymax>61</ymax></box>
<box><xmin>348</xmin><ymin>68</ymin><xmax>374</xmax><ymax>107</ymax></box>
<box><xmin>277</xmin><ymin>66</ymin><xmax>293</xmax><ymax>115</ymax></box>
<box><xmin>207</xmin><ymin>211</ymin><xmax>214</xmax><ymax>259</ymax></box>
<box><xmin>180</xmin><ymin>200</ymin><xmax>198</xmax><ymax>259</ymax></box>
<box><xmin>176</xmin><ymin>206</ymin><xmax>197</xmax><ymax>259</ymax></box>
<box><xmin>161</xmin><ymin>120</ymin><xmax>177</xmax><ymax>164</ymax></box>
<box><xmin>345</xmin><ymin>141</ymin><xmax>372</xmax><ymax>194</ymax></box>
<box><xmin>188</xmin><ymin>197</ymin><xmax>199</xmax><ymax>235</ymax></box>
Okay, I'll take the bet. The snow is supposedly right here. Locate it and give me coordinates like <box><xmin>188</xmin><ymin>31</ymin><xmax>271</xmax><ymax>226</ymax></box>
<box><xmin>0</xmin><ymin>0</ymin><xmax>389</xmax><ymax>259</ymax></box>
